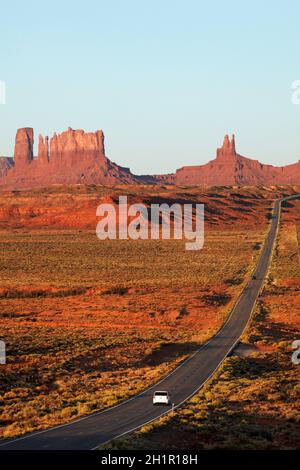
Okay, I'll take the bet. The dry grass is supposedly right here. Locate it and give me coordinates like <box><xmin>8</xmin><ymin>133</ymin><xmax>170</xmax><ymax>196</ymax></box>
<box><xmin>0</xmin><ymin>182</ymin><xmax>278</xmax><ymax>437</ymax></box>
<box><xmin>104</xmin><ymin>193</ymin><xmax>300</xmax><ymax>450</ymax></box>
<box><xmin>0</xmin><ymin>228</ymin><xmax>264</xmax><ymax>439</ymax></box>
<box><xmin>2</xmin><ymin>184</ymin><xmax>292</xmax><ymax>440</ymax></box>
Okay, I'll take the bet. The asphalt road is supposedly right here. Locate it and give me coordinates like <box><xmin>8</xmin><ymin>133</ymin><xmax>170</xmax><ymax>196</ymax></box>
<box><xmin>0</xmin><ymin>195</ymin><xmax>297</xmax><ymax>450</ymax></box>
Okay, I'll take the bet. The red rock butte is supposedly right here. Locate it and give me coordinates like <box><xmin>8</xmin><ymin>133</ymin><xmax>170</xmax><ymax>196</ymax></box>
<box><xmin>172</xmin><ymin>134</ymin><xmax>300</xmax><ymax>185</ymax></box>
<box><xmin>0</xmin><ymin>127</ymin><xmax>142</xmax><ymax>188</ymax></box>
<box><xmin>1</xmin><ymin>127</ymin><xmax>300</xmax><ymax>188</ymax></box>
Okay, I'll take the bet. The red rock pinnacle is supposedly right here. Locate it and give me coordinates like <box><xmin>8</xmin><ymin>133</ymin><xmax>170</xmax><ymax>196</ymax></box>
<box><xmin>14</xmin><ymin>128</ymin><xmax>34</xmax><ymax>169</ymax></box>
<box><xmin>38</xmin><ymin>135</ymin><xmax>49</xmax><ymax>161</ymax></box>
<box><xmin>216</xmin><ymin>134</ymin><xmax>236</xmax><ymax>159</ymax></box>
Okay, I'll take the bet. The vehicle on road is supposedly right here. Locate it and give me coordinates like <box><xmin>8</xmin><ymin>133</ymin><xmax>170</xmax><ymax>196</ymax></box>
<box><xmin>153</xmin><ymin>391</ymin><xmax>171</xmax><ymax>405</ymax></box>
<box><xmin>252</xmin><ymin>275</ymin><xmax>257</xmax><ymax>279</ymax></box>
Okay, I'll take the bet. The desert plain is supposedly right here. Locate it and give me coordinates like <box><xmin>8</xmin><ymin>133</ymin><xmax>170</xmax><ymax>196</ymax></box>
<box><xmin>0</xmin><ymin>184</ymin><xmax>299</xmax><ymax>448</ymax></box>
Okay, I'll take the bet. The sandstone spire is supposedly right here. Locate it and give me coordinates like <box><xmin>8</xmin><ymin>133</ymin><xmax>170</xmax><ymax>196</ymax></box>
<box><xmin>216</xmin><ymin>133</ymin><xmax>237</xmax><ymax>159</ymax></box>
<box><xmin>231</xmin><ymin>134</ymin><xmax>236</xmax><ymax>154</ymax></box>
<box><xmin>223</xmin><ymin>134</ymin><xmax>231</xmax><ymax>149</ymax></box>
<box><xmin>14</xmin><ymin>128</ymin><xmax>33</xmax><ymax>168</ymax></box>
<box><xmin>38</xmin><ymin>135</ymin><xmax>49</xmax><ymax>161</ymax></box>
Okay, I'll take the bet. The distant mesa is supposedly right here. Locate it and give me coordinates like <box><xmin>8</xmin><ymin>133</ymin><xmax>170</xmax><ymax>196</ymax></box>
<box><xmin>1</xmin><ymin>127</ymin><xmax>300</xmax><ymax>188</ymax></box>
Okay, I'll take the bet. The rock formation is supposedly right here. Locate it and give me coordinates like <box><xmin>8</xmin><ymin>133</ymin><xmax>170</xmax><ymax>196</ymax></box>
<box><xmin>38</xmin><ymin>135</ymin><xmax>49</xmax><ymax>162</ymax></box>
<box><xmin>14</xmin><ymin>128</ymin><xmax>34</xmax><ymax>169</ymax></box>
<box><xmin>0</xmin><ymin>127</ymin><xmax>140</xmax><ymax>188</ymax></box>
<box><xmin>216</xmin><ymin>134</ymin><xmax>236</xmax><ymax>159</ymax></box>
<box><xmin>1</xmin><ymin>128</ymin><xmax>300</xmax><ymax>188</ymax></box>
<box><xmin>171</xmin><ymin>134</ymin><xmax>300</xmax><ymax>186</ymax></box>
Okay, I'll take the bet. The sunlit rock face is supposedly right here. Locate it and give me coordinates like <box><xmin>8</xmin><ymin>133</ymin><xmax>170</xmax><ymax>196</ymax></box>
<box><xmin>174</xmin><ymin>134</ymin><xmax>300</xmax><ymax>185</ymax></box>
<box><xmin>1</xmin><ymin>127</ymin><xmax>140</xmax><ymax>188</ymax></box>
<box><xmin>2</xmin><ymin>129</ymin><xmax>300</xmax><ymax>188</ymax></box>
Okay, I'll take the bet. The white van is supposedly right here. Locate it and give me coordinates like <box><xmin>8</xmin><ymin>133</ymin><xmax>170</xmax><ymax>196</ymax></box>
<box><xmin>152</xmin><ymin>390</ymin><xmax>171</xmax><ymax>405</ymax></box>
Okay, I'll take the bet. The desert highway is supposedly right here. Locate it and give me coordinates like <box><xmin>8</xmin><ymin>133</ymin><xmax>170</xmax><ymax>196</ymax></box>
<box><xmin>0</xmin><ymin>195</ymin><xmax>298</xmax><ymax>450</ymax></box>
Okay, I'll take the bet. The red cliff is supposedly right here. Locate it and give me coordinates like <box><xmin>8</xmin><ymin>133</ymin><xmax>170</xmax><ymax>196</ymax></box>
<box><xmin>14</xmin><ymin>128</ymin><xmax>34</xmax><ymax>169</ymax></box>
<box><xmin>2</xmin><ymin>128</ymin><xmax>300</xmax><ymax>188</ymax></box>
<box><xmin>1</xmin><ymin>127</ymin><xmax>140</xmax><ymax>188</ymax></box>
<box><xmin>173</xmin><ymin>134</ymin><xmax>300</xmax><ymax>186</ymax></box>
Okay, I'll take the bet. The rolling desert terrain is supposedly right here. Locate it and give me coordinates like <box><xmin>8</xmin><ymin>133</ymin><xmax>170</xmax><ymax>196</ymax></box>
<box><xmin>104</xmin><ymin>195</ymin><xmax>300</xmax><ymax>450</ymax></box>
<box><xmin>0</xmin><ymin>184</ymin><xmax>299</xmax><ymax>443</ymax></box>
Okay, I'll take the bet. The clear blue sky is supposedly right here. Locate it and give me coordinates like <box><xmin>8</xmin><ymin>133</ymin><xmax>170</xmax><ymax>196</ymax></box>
<box><xmin>0</xmin><ymin>0</ymin><xmax>300</xmax><ymax>174</ymax></box>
